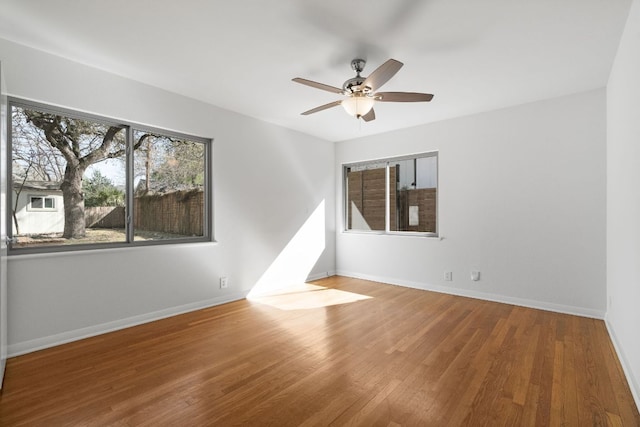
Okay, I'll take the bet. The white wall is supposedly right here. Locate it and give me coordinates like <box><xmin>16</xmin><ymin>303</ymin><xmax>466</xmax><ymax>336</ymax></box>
<box><xmin>0</xmin><ymin>38</ymin><xmax>336</xmax><ymax>355</ymax></box>
<box><xmin>606</xmin><ymin>0</ymin><xmax>640</xmax><ymax>407</ymax></box>
<box><xmin>336</xmin><ymin>89</ymin><xmax>607</xmax><ymax>317</ymax></box>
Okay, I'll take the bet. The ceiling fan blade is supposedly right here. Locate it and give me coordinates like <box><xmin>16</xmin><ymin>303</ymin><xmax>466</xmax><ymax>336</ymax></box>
<box><xmin>292</xmin><ymin>78</ymin><xmax>343</xmax><ymax>94</ymax></box>
<box><xmin>362</xmin><ymin>108</ymin><xmax>376</xmax><ymax>122</ymax></box>
<box><xmin>362</xmin><ymin>59</ymin><xmax>403</xmax><ymax>91</ymax></box>
<box><xmin>375</xmin><ymin>92</ymin><xmax>434</xmax><ymax>102</ymax></box>
<box><xmin>301</xmin><ymin>100</ymin><xmax>342</xmax><ymax>115</ymax></box>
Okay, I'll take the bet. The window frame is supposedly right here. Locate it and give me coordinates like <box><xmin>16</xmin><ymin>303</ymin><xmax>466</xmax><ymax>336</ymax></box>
<box><xmin>6</xmin><ymin>97</ymin><xmax>214</xmax><ymax>255</ymax></box>
<box><xmin>343</xmin><ymin>151</ymin><xmax>439</xmax><ymax>237</ymax></box>
<box><xmin>27</xmin><ymin>195</ymin><xmax>57</xmax><ymax>212</ymax></box>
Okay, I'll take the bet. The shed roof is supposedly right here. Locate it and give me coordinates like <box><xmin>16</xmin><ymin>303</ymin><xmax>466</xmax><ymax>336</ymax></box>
<box><xmin>12</xmin><ymin>180</ymin><xmax>62</xmax><ymax>192</ymax></box>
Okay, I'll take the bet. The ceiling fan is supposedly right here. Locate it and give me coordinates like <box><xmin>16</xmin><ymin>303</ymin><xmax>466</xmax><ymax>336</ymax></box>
<box><xmin>293</xmin><ymin>58</ymin><xmax>434</xmax><ymax>122</ymax></box>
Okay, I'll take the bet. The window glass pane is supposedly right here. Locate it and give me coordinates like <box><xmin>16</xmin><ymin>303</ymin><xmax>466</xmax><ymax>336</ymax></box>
<box><xmin>346</xmin><ymin>162</ymin><xmax>387</xmax><ymax>231</ymax></box>
<box><xmin>30</xmin><ymin>197</ymin><xmax>43</xmax><ymax>209</ymax></box>
<box><xmin>11</xmin><ymin>105</ymin><xmax>126</xmax><ymax>248</ymax></box>
<box><xmin>132</xmin><ymin>130</ymin><xmax>205</xmax><ymax>241</ymax></box>
<box><xmin>8</xmin><ymin>99</ymin><xmax>211</xmax><ymax>253</ymax></box>
<box><xmin>345</xmin><ymin>153</ymin><xmax>437</xmax><ymax>235</ymax></box>
<box><xmin>391</xmin><ymin>156</ymin><xmax>437</xmax><ymax>232</ymax></box>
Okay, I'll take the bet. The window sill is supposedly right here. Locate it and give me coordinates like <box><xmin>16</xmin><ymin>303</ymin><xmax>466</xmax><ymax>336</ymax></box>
<box><xmin>8</xmin><ymin>239</ymin><xmax>218</xmax><ymax>259</ymax></box>
<box><xmin>342</xmin><ymin>230</ymin><xmax>441</xmax><ymax>239</ymax></box>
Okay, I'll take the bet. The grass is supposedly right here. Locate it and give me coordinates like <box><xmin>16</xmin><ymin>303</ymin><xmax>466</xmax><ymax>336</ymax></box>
<box><xmin>14</xmin><ymin>228</ymin><xmax>193</xmax><ymax>247</ymax></box>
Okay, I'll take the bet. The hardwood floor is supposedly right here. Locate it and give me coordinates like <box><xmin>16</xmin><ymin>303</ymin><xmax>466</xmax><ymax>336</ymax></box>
<box><xmin>0</xmin><ymin>276</ymin><xmax>638</xmax><ymax>426</ymax></box>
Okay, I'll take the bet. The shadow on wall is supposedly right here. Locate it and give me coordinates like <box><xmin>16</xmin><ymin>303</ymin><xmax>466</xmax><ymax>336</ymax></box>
<box><xmin>247</xmin><ymin>200</ymin><xmax>326</xmax><ymax>298</ymax></box>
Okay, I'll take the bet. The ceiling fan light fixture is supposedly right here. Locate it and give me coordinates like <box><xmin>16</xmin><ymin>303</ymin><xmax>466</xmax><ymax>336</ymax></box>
<box><xmin>341</xmin><ymin>95</ymin><xmax>375</xmax><ymax>118</ymax></box>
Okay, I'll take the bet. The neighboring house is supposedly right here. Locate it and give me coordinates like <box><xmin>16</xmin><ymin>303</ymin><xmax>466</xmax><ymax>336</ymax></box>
<box><xmin>12</xmin><ymin>181</ymin><xmax>64</xmax><ymax>235</ymax></box>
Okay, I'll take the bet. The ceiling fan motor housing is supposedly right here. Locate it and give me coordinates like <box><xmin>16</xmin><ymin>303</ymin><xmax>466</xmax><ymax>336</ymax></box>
<box><xmin>344</xmin><ymin>59</ymin><xmax>372</xmax><ymax>94</ymax></box>
<box><xmin>343</xmin><ymin>76</ymin><xmax>371</xmax><ymax>94</ymax></box>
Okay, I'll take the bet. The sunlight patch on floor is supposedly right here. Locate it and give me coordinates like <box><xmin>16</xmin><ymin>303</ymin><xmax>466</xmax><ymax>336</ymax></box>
<box><xmin>250</xmin><ymin>283</ymin><xmax>372</xmax><ymax>311</ymax></box>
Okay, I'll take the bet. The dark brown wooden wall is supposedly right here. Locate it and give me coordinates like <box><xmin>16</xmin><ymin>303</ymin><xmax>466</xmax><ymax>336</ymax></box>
<box><xmin>347</xmin><ymin>167</ymin><xmax>396</xmax><ymax>231</ymax></box>
<box><xmin>348</xmin><ymin>167</ymin><xmax>436</xmax><ymax>232</ymax></box>
<box><xmin>395</xmin><ymin>188</ymin><xmax>437</xmax><ymax>232</ymax></box>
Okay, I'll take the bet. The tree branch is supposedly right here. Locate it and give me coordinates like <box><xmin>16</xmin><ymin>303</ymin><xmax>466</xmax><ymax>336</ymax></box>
<box><xmin>106</xmin><ymin>132</ymin><xmax>152</xmax><ymax>160</ymax></box>
<box><xmin>26</xmin><ymin>113</ymin><xmax>78</xmax><ymax>164</ymax></box>
<box><xmin>81</xmin><ymin>126</ymin><xmax>123</xmax><ymax>166</ymax></box>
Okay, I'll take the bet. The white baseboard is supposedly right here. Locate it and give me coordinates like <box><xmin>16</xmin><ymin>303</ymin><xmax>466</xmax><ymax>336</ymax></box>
<box><xmin>8</xmin><ymin>291</ymin><xmax>248</xmax><ymax>358</ymax></box>
<box><xmin>605</xmin><ymin>317</ymin><xmax>640</xmax><ymax>412</ymax></box>
<box><xmin>306</xmin><ymin>270</ymin><xmax>336</xmax><ymax>282</ymax></box>
<box><xmin>335</xmin><ymin>270</ymin><xmax>606</xmax><ymax>319</ymax></box>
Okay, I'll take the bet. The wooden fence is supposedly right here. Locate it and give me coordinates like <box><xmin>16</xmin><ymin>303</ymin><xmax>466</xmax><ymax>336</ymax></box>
<box><xmin>134</xmin><ymin>189</ymin><xmax>203</xmax><ymax>236</ymax></box>
<box><xmin>85</xmin><ymin>206</ymin><xmax>125</xmax><ymax>228</ymax></box>
<box><xmin>85</xmin><ymin>189</ymin><xmax>204</xmax><ymax>236</ymax></box>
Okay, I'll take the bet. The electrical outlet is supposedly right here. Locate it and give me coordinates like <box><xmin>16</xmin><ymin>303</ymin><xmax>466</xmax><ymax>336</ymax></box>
<box><xmin>220</xmin><ymin>276</ymin><xmax>228</xmax><ymax>289</ymax></box>
<box><xmin>444</xmin><ymin>271</ymin><xmax>453</xmax><ymax>281</ymax></box>
<box><xmin>471</xmin><ymin>271</ymin><xmax>480</xmax><ymax>281</ymax></box>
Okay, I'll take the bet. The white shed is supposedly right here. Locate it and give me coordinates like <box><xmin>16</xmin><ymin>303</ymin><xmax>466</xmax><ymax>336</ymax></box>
<box><xmin>12</xmin><ymin>181</ymin><xmax>64</xmax><ymax>235</ymax></box>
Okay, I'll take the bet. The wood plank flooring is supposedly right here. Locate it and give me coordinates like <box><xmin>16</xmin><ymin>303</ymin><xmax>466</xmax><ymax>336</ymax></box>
<box><xmin>0</xmin><ymin>276</ymin><xmax>638</xmax><ymax>426</ymax></box>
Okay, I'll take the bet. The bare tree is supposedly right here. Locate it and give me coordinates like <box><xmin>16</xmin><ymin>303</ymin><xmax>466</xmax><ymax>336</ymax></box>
<box><xmin>145</xmin><ymin>138</ymin><xmax>205</xmax><ymax>191</ymax></box>
<box><xmin>11</xmin><ymin>109</ymin><xmax>65</xmax><ymax>182</ymax></box>
<box><xmin>14</xmin><ymin>107</ymin><xmax>147</xmax><ymax>239</ymax></box>
<box><xmin>11</xmin><ymin>156</ymin><xmax>34</xmax><ymax>235</ymax></box>
<box><xmin>131</xmin><ymin>132</ymin><xmax>202</xmax><ymax>193</ymax></box>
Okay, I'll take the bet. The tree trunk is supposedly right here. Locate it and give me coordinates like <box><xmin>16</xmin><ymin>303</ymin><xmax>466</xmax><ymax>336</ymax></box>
<box><xmin>145</xmin><ymin>140</ymin><xmax>152</xmax><ymax>192</ymax></box>
<box><xmin>12</xmin><ymin>210</ymin><xmax>20</xmax><ymax>236</ymax></box>
<box><xmin>61</xmin><ymin>163</ymin><xmax>86</xmax><ymax>239</ymax></box>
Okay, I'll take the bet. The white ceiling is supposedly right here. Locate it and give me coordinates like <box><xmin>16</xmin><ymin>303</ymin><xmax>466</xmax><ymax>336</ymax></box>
<box><xmin>0</xmin><ymin>0</ymin><xmax>632</xmax><ymax>142</ymax></box>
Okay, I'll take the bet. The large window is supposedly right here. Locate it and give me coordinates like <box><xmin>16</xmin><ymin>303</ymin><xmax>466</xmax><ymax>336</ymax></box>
<box><xmin>344</xmin><ymin>152</ymin><xmax>438</xmax><ymax>235</ymax></box>
<box><xmin>7</xmin><ymin>98</ymin><xmax>212</xmax><ymax>253</ymax></box>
